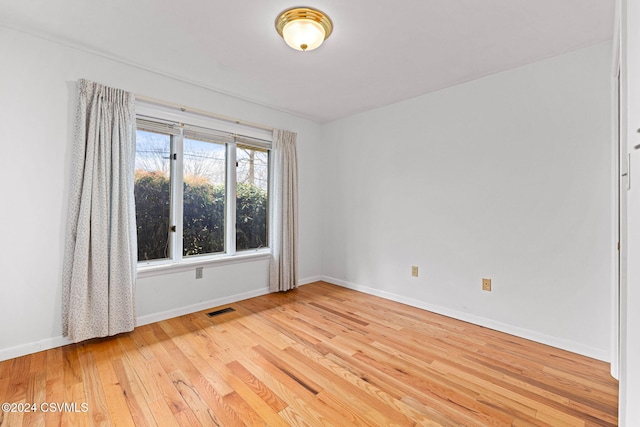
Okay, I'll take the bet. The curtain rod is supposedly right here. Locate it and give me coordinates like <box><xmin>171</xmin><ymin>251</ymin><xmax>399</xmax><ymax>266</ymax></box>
<box><xmin>136</xmin><ymin>94</ymin><xmax>274</xmax><ymax>132</ymax></box>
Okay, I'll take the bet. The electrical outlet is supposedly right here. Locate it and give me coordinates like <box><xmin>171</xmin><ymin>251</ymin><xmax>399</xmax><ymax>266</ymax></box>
<box><xmin>196</xmin><ymin>267</ymin><xmax>203</xmax><ymax>279</ymax></box>
<box><xmin>482</xmin><ymin>278</ymin><xmax>491</xmax><ymax>291</ymax></box>
<box><xmin>411</xmin><ymin>266</ymin><xmax>419</xmax><ymax>277</ymax></box>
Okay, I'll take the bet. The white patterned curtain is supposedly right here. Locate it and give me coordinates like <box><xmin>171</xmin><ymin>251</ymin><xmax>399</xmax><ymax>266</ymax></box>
<box><xmin>62</xmin><ymin>79</ymin><xmax>137</xmax><ymax>342</ymax></box>
<box><xmin>269</xmin><ymin>130</ymin><xmax>299</xmax><ymax>292</ymax></box>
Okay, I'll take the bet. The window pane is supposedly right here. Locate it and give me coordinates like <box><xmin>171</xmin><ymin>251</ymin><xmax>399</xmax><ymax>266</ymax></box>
<box><xmin>236</xmin><ymin>146</ymin><xmax>268</xmax><ymax>250</ymax></box>
<box><xmin>183</xmin><ymin>138</ymin><xmax>226</xmax><ymax>256</ymax></box>
<box><xmin>134</xmin><ymin>130</ymin><xmax>172</xmax><ymax>262</ymax></box>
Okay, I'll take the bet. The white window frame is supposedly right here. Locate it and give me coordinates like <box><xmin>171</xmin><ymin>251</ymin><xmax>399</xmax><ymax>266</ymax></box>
<box><xmin>135</xmin><ymin>102</ymin><xmax>272</xmax><ymax>279</ymax></box>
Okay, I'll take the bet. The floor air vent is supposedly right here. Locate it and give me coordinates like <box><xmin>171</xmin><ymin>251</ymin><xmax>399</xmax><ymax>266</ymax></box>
<box><xmin>207</xmin><ymin>307</ymin><xmax>235</xmax><ymax>317</ymax></box>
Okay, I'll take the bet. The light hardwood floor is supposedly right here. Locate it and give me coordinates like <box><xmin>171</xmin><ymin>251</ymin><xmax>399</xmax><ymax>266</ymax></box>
<box><xmin>0</xmin><ymin>282</ymin><xmax>618</xmax><ymax>426</ymax></box>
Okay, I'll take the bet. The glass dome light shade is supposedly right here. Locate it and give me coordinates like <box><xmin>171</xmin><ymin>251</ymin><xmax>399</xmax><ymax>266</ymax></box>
<box><xmin>282</xmin><ymin>19</ymin><xmax>326</xmax><ymax>51</ymax></box>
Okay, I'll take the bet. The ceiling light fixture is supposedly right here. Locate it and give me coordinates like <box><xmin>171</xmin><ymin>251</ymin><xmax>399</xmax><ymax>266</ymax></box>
<box><xmin>275</xmin><ymin>7</ymin><xmax>333</xmax><ymax>52</ymax></box>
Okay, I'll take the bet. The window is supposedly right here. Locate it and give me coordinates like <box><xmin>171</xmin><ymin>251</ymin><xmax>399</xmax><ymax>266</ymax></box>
<box><xmin>182</xmin><ymin>135</ymin><xmax>226</xmax><ymax>257</ymax></box>
<box><xmin>135</xmin><ymin>129</ymin><xmax>172</xmax><ymax>261</ymax></box>
<box><xmin>134</xmin><ymin>106</ymin><xmax>271</xmax><ymax>270</ymax></box>
<box><xmin>236</xmin><ymin>142</ymin><xmax>269</xmax><ymax>251</ymax></box>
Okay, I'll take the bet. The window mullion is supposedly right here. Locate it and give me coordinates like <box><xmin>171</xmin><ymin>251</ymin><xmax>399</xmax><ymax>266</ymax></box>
<box><xmin>226</xmin><ymin>141</ymin><xmax>237</xmax><ymax>255</ymax></box>
<box><xmin>173</xmin><ymin>132</ymin><xmax>185</xmax><ymax>262</ymax></box>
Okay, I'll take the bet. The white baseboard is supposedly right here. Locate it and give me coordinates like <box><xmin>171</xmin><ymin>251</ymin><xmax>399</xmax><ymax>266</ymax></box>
<box><xmin>2</xmin><ymin>276</ymin><xmax>607</xmax><ymax>363</ymax></box>
<box><xmin>0</xmin><ymin>278</ymin><xmax>324</xmax><ymax>362</ymax></box>
<box><xmin>136</xmin><ymin>287</ymin><xmax>270</xmax><ymax>326</ymax></box>
<box><xmin>299</xmin><ymin>275</ymin><xmax>324</xmax><ymax>286</ymax></box>
<box><xmin>0</xmin><ymin>287</ymin><xmax>271</xmax><ymax>362</ymax></box>
<box><xmin>320</xmin><ymin>275</ymin><xmax>609</xmax><ymax>362</ymax></box>
<box><xmin>0</xmin><ymin>336</ymin><xmax>74</xmax><ymax>363</ymax></box>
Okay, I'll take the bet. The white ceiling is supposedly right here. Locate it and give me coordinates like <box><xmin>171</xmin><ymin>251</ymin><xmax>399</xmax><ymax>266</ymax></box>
<box><xmin>0</xmin><ymin>0</ymin><xmax>614</xmax><ymax>123</ymax></box>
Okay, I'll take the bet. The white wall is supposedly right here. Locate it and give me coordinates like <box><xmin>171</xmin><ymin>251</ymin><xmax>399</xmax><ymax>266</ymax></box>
<box><xmin>321</xmin><ymin>42</ymin><xmax>613</xmax><ymax>360</ymax></box>
<box><xmin>0</xmin><ymin>27</ymin><xmax>323</xmax><ymax>360</ymax></box>
<box><xmin>620</xmin><ymin>0</ymin><xmax>640</xmax><ymax>423</ymax></box>
<box><xmin>0</xmin><ymin>25</ymin><xmax>616</xmax><ymax>369</ymax></box>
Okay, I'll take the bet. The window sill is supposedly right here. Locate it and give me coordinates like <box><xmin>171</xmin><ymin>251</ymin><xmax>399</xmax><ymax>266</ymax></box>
<box><xmin>136</xmin><ymin>249</ymin><xmax>271</xmax><ymax>279</ymax></box>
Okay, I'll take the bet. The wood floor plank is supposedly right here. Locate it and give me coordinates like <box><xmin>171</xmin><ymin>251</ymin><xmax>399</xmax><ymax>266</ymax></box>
<box><xmin>43</xmin><ymin>347</ymin><xmax>65</xmax><ymax>427</ymax></box>
<box><xmin>161</xmin><ymin>320</ymin><xmax>235</xmax><ymax>397</ymax></box>
<box><xmin>290</xmin><ymin>342</ymin><xmax>443</xmax><ymax>426</ymax></box>
<box><xmin>137</xmin><ymin>326</ymin><xmax>208</xmax><ymax>426</ymax></box>
<box><xmin>235</xmin><ymin>352</ymin><xmax>350</xmax><ymax>425</ymax></box>
<box><xmin>144</xmin><ymin>357</ymin><xmax>192</xmax><ymax>418</ymax></box>
<box><xmin>23</xmin><ymin>352</ymin><xmax>47</xmax><ymax>427</ymax></box>
<box><xmin>111</xmin><ymin>356</ymin><xmax>158</xmax><ymax>426</ymax></box>
<box><xmin>61</xmin><ymin>346</ymin><xmax>91</xmax><ymax>427</ymax></box>
<box><xmin>167</xmin><ymin>369</ymin><xmax>229</xmax><ymax>426</ymax></box>
<box><xmin>0</xmin><ymin>360</ymin><xmax>12</xmax><ymax>382</ymax></box>
<box><xmin>0</xmin><ymin>282</ymin><xmax>618</xmax><ymax>426</ymax></box>
<box><xmin>254</xmin><ymin>345</ymin><xmax>400</xmax><ymax>426</ymax></box>
<box><xmin>91</xmin><ymin>340</ymin><xmax>137</xmax><ymax>427</ymax></box>
<box><xmin>0</xmin><ymin>410</ymin><xmax>23</xmax><ymax>427</ymax></box>
<box><xmin>74</xmin><ymin>347</ymin><xmax>110</xmax><ymax>426</ymax></box>
<box><xmin>117</xmin><ymin>336</ymin><xmax>181</xmax><ymax>427</ymax></box>
<box><xmin>285</xmin><ymin>344</ymin><xmax>416</xmax><ymax>426</ymax></box>
<box><xmin>5</xmin><ymin>353</ymin><xmax>30</xmax><ymax>403</ymax></box>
